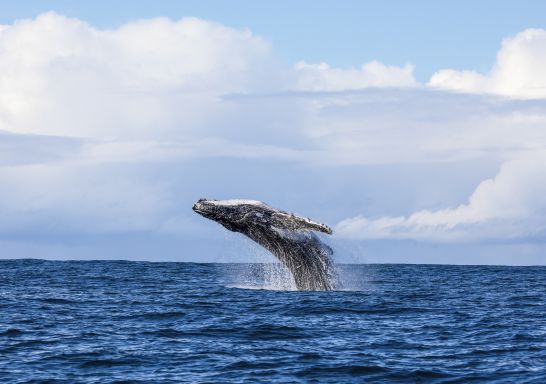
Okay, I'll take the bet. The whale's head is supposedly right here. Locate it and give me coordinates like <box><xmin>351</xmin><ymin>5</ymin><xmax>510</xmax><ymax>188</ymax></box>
<box><xmin>192</xmin><ymin>198</ymin><xmax>333</xmax><ymax>235</ymax></box>
<box><xmin>192</xmin><ymin>198</ymin><xmax>268</xmax><ymax>233</ymax></box>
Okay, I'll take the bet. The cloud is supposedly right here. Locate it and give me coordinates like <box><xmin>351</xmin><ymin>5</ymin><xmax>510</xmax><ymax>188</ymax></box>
<box><xmin>294</xmin><ymin>61</ymin><xmax>417</xmax><ymax>91</ymax></box>
<box><xmin>0</xmin><ymin>12</ymin><xmax>415</xmax><ymax>140</ymax></box>
<box><xmin>0</xmin><ymin>161</ymin><xmax>174</xmax><ymax>235</ymax></box>
<box><xmin>2</xmin><ymin>13</ymin><xmax>546</xmax><ymax>262</ymax></box>
<box><xmin>289</xmin><ymin>88</ymin><xmax>546</xmax><ymax>165</ymax></box>
<box><xmin>429</xmin><ymin>29</ymin><xmax>546</xmax><ymax>99</ymax></box>
<box><xmin>336</xmin><ymin>152</ymin><xmax>546</xmax><ymax>242</ymax></box>
<box><xmin>0</xmin><ymin>12</ymin><xmax>276</xmax><ymax>138</ymax></box>
<box><xmin>0</xmin><ymin>130</ymin><xmax>83</xmax><ymax>166</ymax></box>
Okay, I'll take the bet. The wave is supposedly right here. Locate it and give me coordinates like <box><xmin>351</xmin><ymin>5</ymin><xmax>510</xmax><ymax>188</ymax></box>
<box><xmin>0</xmin><ymin>328</ymin><xmax>23</xmax><ymax>337</ymax></box>
<box><xmin>1</xmin><ymin>261</ymin><xmax>545</xmax><ymax>383</ymax></box>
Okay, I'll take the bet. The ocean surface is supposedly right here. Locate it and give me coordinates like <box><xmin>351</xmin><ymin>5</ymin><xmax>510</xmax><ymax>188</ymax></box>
<box><xmin>1</xmin><ymin>260</ymin><xmax>545</xmax><ymax>383</ymax></box>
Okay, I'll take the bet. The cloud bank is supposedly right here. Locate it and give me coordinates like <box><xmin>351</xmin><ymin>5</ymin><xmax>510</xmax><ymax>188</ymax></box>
<box><xmin>1</xmin><ymin>12</ymin><xmax>546</xmax><ymax>261</ymax></box>
<box><xmin>337</xmin><ymin>152</ymin><xmax>546</xmax><ymax>242</ymax></box>
<box><xmin>0</xmin><ymin>12</ymin><xmax>416</xmax><ymax>140</ymax></box>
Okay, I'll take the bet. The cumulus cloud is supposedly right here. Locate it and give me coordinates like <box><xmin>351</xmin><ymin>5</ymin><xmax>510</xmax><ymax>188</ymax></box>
<box><xmin>0</xmin><ymin>12</ymin><xmax>276</xmax><ymax>138</ymax></box>
<box><xmin>429</xmin><ymin>29</ymin><xmax>546</xmax><ymax>99</ymax></box>
<box><xmin>336</xmin><ymin>152</ymin><xmax>546</xmax><ymax>242</ymax></box>
<box><xmin>0</xmin><ymin>12</ymin><xmax>416</xmax><ymax>140</ymax></box>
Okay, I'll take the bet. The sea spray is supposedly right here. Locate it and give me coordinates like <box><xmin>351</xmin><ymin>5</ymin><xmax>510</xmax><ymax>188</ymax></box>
<box><xmin>219</xmin><ymin>233</ymin><xmax>368</xmax><ymax>291</ymax></box>
<box><xmin>220</xmin><ymin>237</ymin><xmax>298</xmax><ymax>290</ymax></box>
<box><xmin>222</xmin><ymin>262</ymin><xmax>297</xmax><ymax>291</ymax></box>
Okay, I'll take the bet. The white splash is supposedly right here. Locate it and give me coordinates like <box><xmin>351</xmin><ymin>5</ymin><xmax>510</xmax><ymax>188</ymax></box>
<box><xmin>224</xmin><ymin>262</ymin><xmax>298</xmax><ymax>291</ymax></box>
<box><xmin>218</xmin><ymin>230</ymin><xmax>363</xmax><ymax>292</ymax></box>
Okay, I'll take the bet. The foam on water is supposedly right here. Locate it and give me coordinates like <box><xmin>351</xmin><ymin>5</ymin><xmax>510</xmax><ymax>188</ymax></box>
<box><xmin>223</xmin><ymin>262</ymin><xmax>298</xmax><ymax>291</ymax></box>
<box><xmin>220</xmin><ymin>237</ymin><xmax>344</xmax><ymax>291</ymax></box>
<box><xmin>222</xmin><ymin>263</ymin><xmax>371</xmax><ymax>292</ymax></box>
<box><xmin>218</xmin><ymin>236</ymin><xmax>370</xmax><ymax>291</ymax></box>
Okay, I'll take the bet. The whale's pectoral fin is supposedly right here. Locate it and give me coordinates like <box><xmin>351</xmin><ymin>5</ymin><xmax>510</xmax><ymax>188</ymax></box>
<box><xmin>272</xmin><ymin>212</ymin><xmax>333</xmax><ymax>235</ymax></box>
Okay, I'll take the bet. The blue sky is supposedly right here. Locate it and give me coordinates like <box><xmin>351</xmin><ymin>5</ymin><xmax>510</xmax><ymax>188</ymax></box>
<box><xmin>1</xmin><ymin>2</ymin><xmax>546</xmax><ymax>264</ymax></box>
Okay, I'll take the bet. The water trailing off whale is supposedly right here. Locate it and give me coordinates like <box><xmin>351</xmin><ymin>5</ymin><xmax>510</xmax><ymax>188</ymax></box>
<box><xmin>192</xmin><ymin>199</ymin><xmax>336</xmax><ymax>291</ymax></box>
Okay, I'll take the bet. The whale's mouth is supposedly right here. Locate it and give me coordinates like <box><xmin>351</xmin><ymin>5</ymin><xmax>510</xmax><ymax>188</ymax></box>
<box><xmin>192</xmin><ymin>205</ymin><xmax>209</xmax><ymax>216</ymax></box>
<box><xmin>192</xmin><ymin>201</ymin><xmax>217</xmax><ymax>220</ymax></box>
<box><xmin>192</xmin><ymin>199</ymin><xmax>207</xmax><ymax>213</ymax></box>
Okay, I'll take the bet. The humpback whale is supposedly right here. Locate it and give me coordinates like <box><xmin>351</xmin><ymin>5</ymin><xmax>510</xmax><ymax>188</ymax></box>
<box><xmin>192</xmin><ymin>199</ymin><xmax>336</xmax><ymax>291</ymax></box>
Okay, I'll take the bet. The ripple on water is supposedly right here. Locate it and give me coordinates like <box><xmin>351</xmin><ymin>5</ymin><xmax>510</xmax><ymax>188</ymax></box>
<box><xmin>0</xmin><ymin>328</ymin><xmax>23</xmax><ymax>337</ymax></box>
<box><xmin>0</xmin><ymin>261</ymin><xmax>545</xmax><ymax>383</ymax></box>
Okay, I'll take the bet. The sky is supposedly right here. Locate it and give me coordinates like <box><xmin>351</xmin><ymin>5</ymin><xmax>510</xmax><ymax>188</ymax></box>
<box><xmin>1</xmin><ymin>2</ymin><xmax>546</xmax><ymax>264</ymax></box>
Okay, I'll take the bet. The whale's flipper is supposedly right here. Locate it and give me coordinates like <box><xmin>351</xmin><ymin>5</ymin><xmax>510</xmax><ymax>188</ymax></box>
<box><xmin>192</xmin><ymin>199</ymin><xmax>336</xmax><ymax>291</ymax></box>
<box><xmin>271</xmin><ymin>212</ymin><xmax>333</xmax><ymax>234</ymax></box>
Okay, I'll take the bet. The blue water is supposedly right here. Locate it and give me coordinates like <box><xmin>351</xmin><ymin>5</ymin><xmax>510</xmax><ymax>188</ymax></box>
<box><xmin>1</xmin><ymin>260</ymin><xmax>545</xmax><ymax>383</ymax></box>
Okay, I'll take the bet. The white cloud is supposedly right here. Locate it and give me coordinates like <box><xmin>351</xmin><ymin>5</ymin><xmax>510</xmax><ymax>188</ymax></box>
<box><xmin>336</xmin><ymin>152</ymin><xmax>546</xmax><ymax>242</ymax></box>
<box><xmin>294</xmin><ymin>61</ymin><xmax>417</xmax><ymax>91</ymax></box>
<box><xmin>292</xmin><ymin>89</ymin><xmax>546</xmax><ymax>165</ymax></box>
<box><xmin>0</xmin><ymin>12</ymin><xmax>417</xmax><ymax>140</ymax></box>
<box><xmin>0</xmin><ymin>12</ymin><xmax>276</xmax><ymax>138</ymax></box>
<box><xmin>429</xmin><ymin>29</ymin><xmax>546</xmax><ymax>99</ymax></box>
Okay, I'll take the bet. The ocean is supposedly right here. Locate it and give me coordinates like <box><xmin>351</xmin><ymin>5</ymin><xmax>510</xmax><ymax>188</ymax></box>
<box><xmin>1</xmin><ymin>260</ymin><xmax>545</xmax><ymax>383</ymax></box>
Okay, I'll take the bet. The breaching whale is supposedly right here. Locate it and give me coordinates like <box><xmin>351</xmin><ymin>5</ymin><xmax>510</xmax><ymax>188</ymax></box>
<box><xmin>192</xmin><ymin>198</ymin><xmax>336</xmax><ymax>291</ymax></box>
